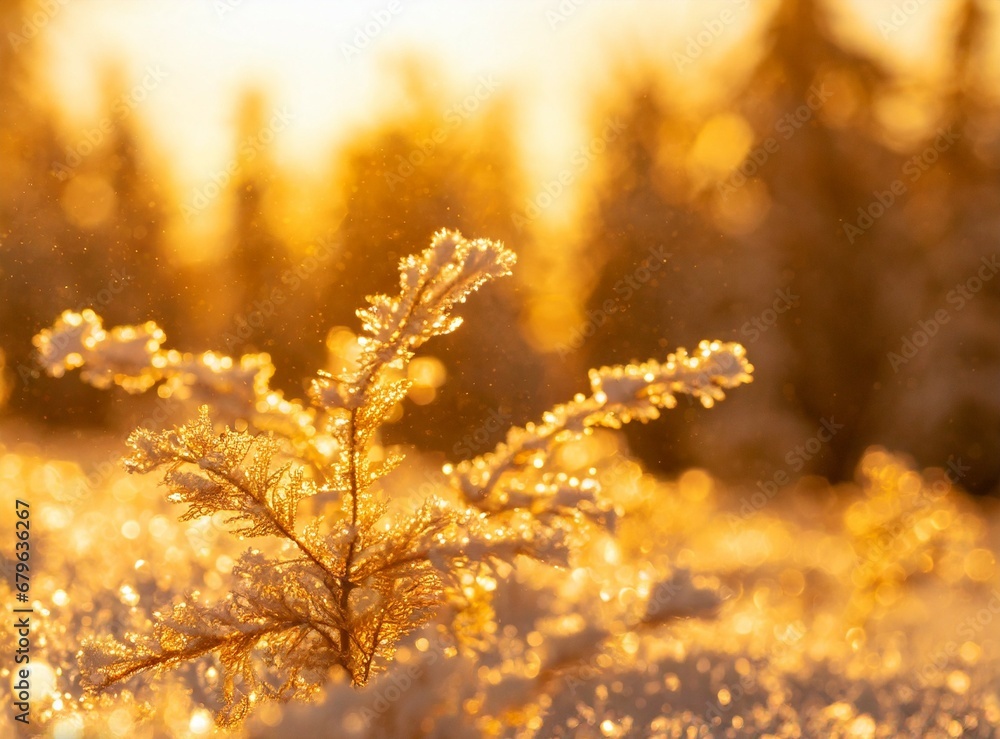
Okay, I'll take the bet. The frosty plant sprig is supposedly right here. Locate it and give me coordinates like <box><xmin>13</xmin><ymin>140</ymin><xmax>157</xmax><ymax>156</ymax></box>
<box><xmin>36</xmin><ymin>229</ymin><xmax>754</xmax><ymax>726</ymax></box>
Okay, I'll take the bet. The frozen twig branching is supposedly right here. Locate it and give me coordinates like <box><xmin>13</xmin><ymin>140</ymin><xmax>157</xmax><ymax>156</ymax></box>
<box><xmin>39</xmin><ymin>229</ymin><xmax>752</xmax><ymax>726</ymax></box>
<box><xmin>34</xmin><ymin>309</ymin><xmax>275</xmax><ymax>416</ymax></box>
<box><xmin>447</xmin><ymin>342</ymin><xmax>753</xmax><ymax>550</ymax></box>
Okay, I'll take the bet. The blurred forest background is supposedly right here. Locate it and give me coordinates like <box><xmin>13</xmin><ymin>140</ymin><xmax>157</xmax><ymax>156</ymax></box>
<box><xmin>1</xmin><ymin>0</ymin><xmax>999</xmax><ymax>495</ymax></box>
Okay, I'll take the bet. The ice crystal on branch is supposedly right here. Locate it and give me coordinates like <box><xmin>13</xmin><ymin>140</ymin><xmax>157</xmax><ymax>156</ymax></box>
<box><xmin>125</xmin><ymin>407</ymin><xmax>316</xmax><ymax>539</ymax></box>
<box><xmin>310</xmin><ymin>229</ymin><xmax>516</xmax><ymax>413</ymax></box>
<box><xmin>448</xmin><ymin>341</ymin><xmax>753</xmax><ymax>552</ymax></box>
<box><xmin>34</xmin><ymin>309</ymin><xmax>167</xmax><ymax>392</ymax></box>
<box><xmin>38</xmin><ymin>228</ymin><xmax>753</xmax><ymax>726</ymax></box>
<box><xmin>34</xmin><ymin>307</ymin><xmax>277</xmax><ymax>418</ymax></box>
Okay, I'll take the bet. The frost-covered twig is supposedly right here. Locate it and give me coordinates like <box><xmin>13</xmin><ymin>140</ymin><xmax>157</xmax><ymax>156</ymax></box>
<box><xmin>447</xmin><ymin>342</ymin><xmax>753</xmax><ymax>537</ymax></box>
<box><xmin>38</xmin><ymin>229</ymin><xmax>753</xmax><ymax>727</ymax></box>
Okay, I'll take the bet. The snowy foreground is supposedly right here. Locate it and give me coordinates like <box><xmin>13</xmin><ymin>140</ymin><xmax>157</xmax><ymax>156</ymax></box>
<box><xmin>1</xmin><ymin>431</ymin><xmax>998</xmax><ymax>738</ymax></box>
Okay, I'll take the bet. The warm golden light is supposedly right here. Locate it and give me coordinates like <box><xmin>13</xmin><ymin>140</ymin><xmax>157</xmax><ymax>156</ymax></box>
<box><xmin>2</xmin><ymin>0</ymin><xmax>1000</xmax><ymax>736</ymax></box>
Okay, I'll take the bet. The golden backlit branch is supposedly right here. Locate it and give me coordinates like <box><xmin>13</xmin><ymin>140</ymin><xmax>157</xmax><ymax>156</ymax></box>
<box><xmin>36</xmin><ymin>229</ymin><xmax>753</xmax><ymax>726</ymax></box>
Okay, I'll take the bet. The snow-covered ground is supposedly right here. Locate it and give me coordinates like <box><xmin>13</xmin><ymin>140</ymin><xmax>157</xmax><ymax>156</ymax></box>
<box><xmin>2</xmin><ymin>425</ymin><xmax>997</xmax><ymax>738</ymax></box>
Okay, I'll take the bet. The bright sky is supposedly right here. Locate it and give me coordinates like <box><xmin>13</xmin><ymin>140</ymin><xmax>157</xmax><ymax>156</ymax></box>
<box><xmin>36</xmin><ymin>0</ymin><xmax>960</xmax><ymax>198</ymax></box>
